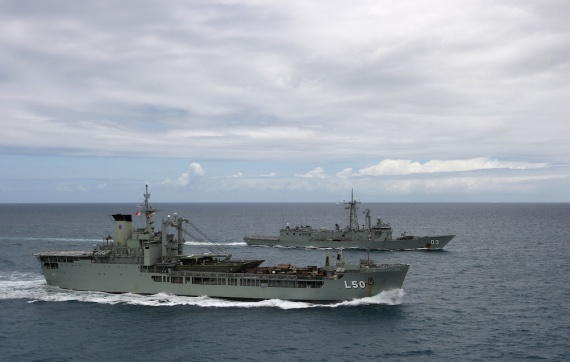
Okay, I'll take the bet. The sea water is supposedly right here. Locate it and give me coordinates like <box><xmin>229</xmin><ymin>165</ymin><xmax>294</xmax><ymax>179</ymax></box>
<box><xmin>1</xmin><ymin>202</ymin><xmax>569</xmax><ymax>361</ymax></box>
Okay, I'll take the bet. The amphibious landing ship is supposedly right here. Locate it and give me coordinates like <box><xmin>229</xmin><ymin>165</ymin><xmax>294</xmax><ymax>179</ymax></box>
<box><xmin>35</xmin><ymin>186</ymin><xmax>409</xmax><ymax>302</ymax></box>
<box><xmin>245</xmin><ymin>191</ymin><xmax>454</xmax><ymax>251</ymax></box>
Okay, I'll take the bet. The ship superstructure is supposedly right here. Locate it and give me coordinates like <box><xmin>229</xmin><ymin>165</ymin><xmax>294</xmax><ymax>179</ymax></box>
<box><xmin>35</xmin><ymin>186</ymin><xmax>409</xmax><ymax>302</ymax></box>
<box><xmin>245</xmin><ymin>190</ymin><xmax>454</xmax><ymax>250</ymax></box>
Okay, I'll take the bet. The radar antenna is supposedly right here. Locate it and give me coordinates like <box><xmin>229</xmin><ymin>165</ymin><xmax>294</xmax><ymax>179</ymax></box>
<box><xmin>344</xmin><ymin>189</ymin><xmax>360</xmax><ymax>231</ymax></box>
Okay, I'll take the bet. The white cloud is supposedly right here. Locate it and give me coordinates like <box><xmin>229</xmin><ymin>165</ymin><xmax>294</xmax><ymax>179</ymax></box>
<box><xmin>1</xmin><ymin>0</ymin><xmax>568</xmax><ymax>165</ymax></box>
<box><xmin>352</xmin><ymin>158</ymin><xmax>548</xmax><ymax>176</ymax></box>
<box><xmin>1</xmin><ymin>1</ymin><xmax>570</xmax><ymax>202</ymax></box>
<box><xmin>55</xmin><ymin>183</ymin><xmax>89</xmax><ymax>193</ymax></box>
<box><xmin>231</xmin><ymin>171</ymin><xmax>276</xmax><ymax>178</ymax></box>
<box><xmin>56</xmin><ymin>184</ymin><xmax>73</xmax><ymax>193</ymax></box>
<box><xmin>189</xmin><ymin>163</ymin><xmax>205</xmax><ymax>176</ymax></box>
<box><xmin>162</xmin><ymin>162</ymin><xmax>206</xmax><ymax>188</ymax></box>
<box><xmin>211</xmin><ymin>163</ymin><xmax>568</xmax><ymax>201</ymax></box>
<box><xmin>336</xmin><ymin>168</ymin><xmax>353</xmax><ymax>178</ymax></box>
<box><xmin>295</xmin><ymin>167</ymin><xmax>328</xmax><ymax>179</ymax></box>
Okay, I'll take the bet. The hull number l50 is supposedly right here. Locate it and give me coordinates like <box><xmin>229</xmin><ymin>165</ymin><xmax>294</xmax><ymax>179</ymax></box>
<box><xmin>345</xmin><ymin>281</ymin><xmax>366</xmax><ymax>289</ymax></box>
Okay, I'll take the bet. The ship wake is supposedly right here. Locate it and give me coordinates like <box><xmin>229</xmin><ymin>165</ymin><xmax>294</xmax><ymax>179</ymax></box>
<box><xmin>1</xmin><ymin>272</ymin><xmax>405</xmax><ymax>309</ymax></box>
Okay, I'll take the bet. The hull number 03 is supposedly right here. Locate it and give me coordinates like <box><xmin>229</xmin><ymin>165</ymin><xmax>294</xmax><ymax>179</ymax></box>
<box><xmin>344</xmin><ymin>281</ymin><xmax>366</xmax><ymax>289</ymax></box>
<box><xmin>431</xmin><ymin>240</ymin><xmax>440</xmax><ymax>245</ymax></box>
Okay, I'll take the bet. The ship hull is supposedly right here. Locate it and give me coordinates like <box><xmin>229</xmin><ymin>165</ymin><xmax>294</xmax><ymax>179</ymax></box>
<box><xmin>38</xmin><ymin>259</ymin><xmax>409</xmax><ymax>302</ymax></box>
<box><xmin>34</xmin><ymin>186</ymin><xmax>411</xmax><ymax>302</ymax></box>
<box><xmin>244</xmin><ymin>234</ymin><xmax>455</xmax><ymax>250</ymax></box>
<box><xmin>245</xmin><ymin>190</ymin><xmax>455</xmax><ymax>251</ymax></box>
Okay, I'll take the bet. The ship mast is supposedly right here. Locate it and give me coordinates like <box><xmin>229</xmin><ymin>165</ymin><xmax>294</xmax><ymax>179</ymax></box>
<box><xmin>142</xmin><ymin>184</ymin><xmax>157</xmax><ymax>234</ymax></box>
<box><xmin>345</xmin><ymin>189</ymin><xmax>360</xmax><ymax>231</ymax></box>
<box><xmin>364</xmin><ymin>208</ymin><xmax>372</xmax><ymax>231</ymax></box>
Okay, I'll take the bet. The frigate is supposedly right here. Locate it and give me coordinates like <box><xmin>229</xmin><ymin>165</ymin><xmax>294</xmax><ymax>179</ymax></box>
<box><xmin>244</xmin><ymin>191</ymin><xmax>454</xmax><ymax>250</ymax></box>
<box><xmin>34</xmin><ymin>186</ymin><xmax>409</xmax><ymax>302</ymax></box>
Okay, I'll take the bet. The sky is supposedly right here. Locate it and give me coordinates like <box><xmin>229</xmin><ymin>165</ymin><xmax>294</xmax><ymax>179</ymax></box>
<box><xmin>1</xmin><ymin>0</ymin><xmax>569</xmax><ymax>203</ymax></box>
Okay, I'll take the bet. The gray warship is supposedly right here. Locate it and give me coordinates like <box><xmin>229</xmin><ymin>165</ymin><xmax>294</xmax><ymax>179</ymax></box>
<box><xmin>245</xmin><ymin>191</ymin><xmax>454</xmax><ymax>250</ymax></box>
<box><xmin>34</xmin><ymin>186</ymin><xmax>409</xmax><ymax>302</ymax></box>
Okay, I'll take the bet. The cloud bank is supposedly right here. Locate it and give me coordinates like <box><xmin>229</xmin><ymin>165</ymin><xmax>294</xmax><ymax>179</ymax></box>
<box><xmin>0</xmin><ymin>1</ymin><xmax>569</xmax><ymax>202</ymax></box>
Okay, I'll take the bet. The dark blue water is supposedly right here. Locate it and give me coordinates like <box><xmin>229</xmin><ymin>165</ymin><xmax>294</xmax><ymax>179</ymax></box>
<box><xmin>1</xmin><ymin>203</ymin><xmax>569</xmax><ymax>361</ymax></box>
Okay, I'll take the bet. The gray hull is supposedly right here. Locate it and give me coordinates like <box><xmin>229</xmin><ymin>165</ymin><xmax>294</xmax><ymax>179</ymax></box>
<box><xmin>245</xmin><ymin>191</ymin><xmax>455</xmax><ymax>251</ymax></box>
<box><xmin>35</xmin><ymin>186</ymin><xmax>410</xmax><ymax>302</ymax></box>
<box><xmin>244</xmin><ymin>234</ymin><xmax>455</xmax><ymax>250</ymax></box>
<box><xmin>38</xmin><ymin>257</ymin><xmax>409</xmax><ymax>302</ymax></box>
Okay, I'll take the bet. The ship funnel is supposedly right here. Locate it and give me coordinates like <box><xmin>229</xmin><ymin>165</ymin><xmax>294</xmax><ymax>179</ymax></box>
<box><xmin>112</xmin><ymin>214</ymin><xmax>133</xmax><ymax>247</ymax></box>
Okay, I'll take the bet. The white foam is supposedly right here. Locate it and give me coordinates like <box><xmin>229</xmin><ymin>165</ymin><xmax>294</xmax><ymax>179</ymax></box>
<box><xmin>184</xmin><ymin>241</ymin><xmax>248</xmax><ymax>247</ymax></box>
<box><xmin>1</xmin><ymin>236</ymin><xmax>103</xmax><ymax>243</ymax></box>
<box><xmin>331</xmin><ymin>289</ymin><xmax>405</xmax><ymax>307</ymax></box>
<box><xmin>1</xmin><ymin>273</ymin><xmax>404</xmax><ymax>309</ymax></box>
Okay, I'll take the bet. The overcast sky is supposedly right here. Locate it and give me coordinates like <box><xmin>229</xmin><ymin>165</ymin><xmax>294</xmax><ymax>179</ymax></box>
<box><xmin>1</xmin><ymin>0</ymin><xmax>569</xmax><ymax>203</ymax></box>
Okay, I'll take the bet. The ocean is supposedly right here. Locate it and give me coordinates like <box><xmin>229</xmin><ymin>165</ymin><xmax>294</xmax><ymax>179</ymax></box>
<box><xmin>1</xmin><ymin>202</ymin><xmax>569</xmax><ymax>361</ymax></box>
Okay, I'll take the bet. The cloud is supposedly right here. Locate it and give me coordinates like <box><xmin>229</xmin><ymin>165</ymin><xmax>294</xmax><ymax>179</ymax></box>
<box><xmin>1</xmin><ymin>1</ymin><xmax>569</xmax><ymax>202</ymax></box>
<box><xmin>162</xmin><ymin>162</ymin><xmax>205</xmax><ymax>188</ymax></box>
<box><xmin>203</xmin><ymin>156</ymin><xmax>567</xmax><ymax>200</ymax></box>
<box><xmin>295</xmin><ymin>167</ymin><xmax>328</xmax><ymax>179</ymax></box>
<box><xmin>351</xmin><ymin>158</ymin><xmax>548</xmax><ymax>176</ymax></box>
<box><xmin>1</xmin><ymin>0</ymin><xmax>568</xmax><ymax>166</ymax></box>
<box><xmin>336</xmin><ymin>168</ymin><xmax>353</xmax><ymax>178</ymax></box>
<box><xmin>232</xmin><ymin>171</ymin><xmax>276</xmax><ymax>178</ymax></box>
<box><xmin>213</xmin><ymin>163</ymin><xmax>569</xmax><ymax>201</ymax></box>
<box><xmin>56</xmin><ymin>184</ymin><xmax>73</xmax><ymax>193</ymax></box>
